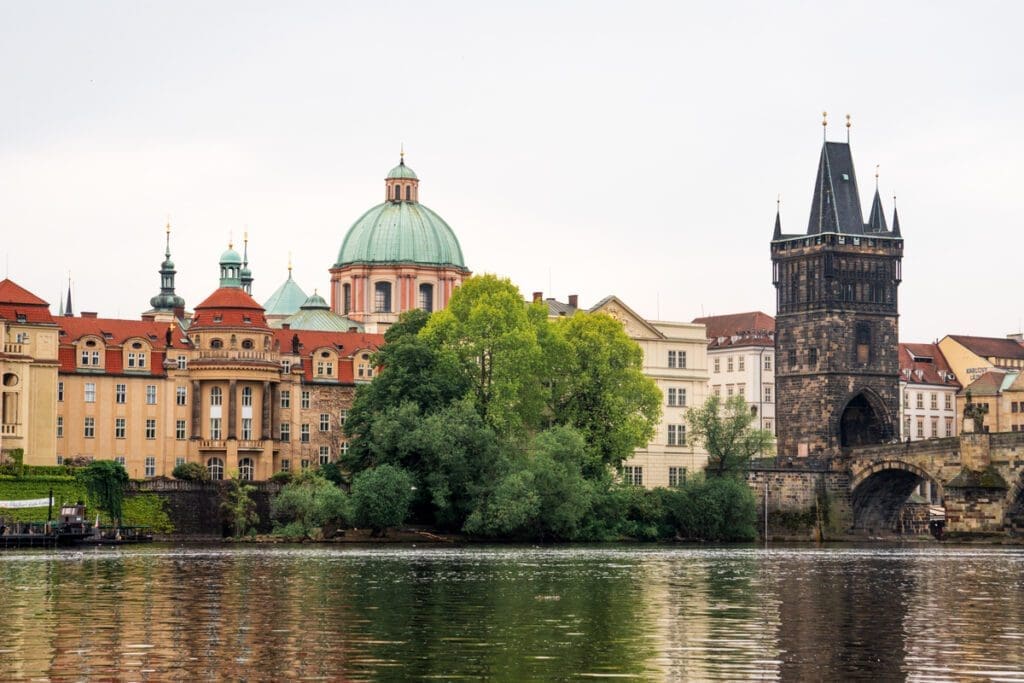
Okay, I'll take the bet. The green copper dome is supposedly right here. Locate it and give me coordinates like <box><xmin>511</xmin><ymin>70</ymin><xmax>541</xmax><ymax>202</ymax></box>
<box><xmin>263</xmin><ymin>272</ymin><xmax>308</xmax><ymax>317</ymax></box>
<box><xmin>300</xmin><ymin>292</ymin><xmax>330</xmax><ymax>309</ymax></box>
<box><xmin>335</xmin><ymin>201</ymin><xmax>467</xmax><ymax>269</ymax></box>
<box><xmin>386</xmin><ymin>159</ymin><xmax>418</xmax><ymax>180</ymax></box>
<box><xmin>220</xmin><ymin>247</ymin><xmax>242</xmax><ymax>265</ymax></box>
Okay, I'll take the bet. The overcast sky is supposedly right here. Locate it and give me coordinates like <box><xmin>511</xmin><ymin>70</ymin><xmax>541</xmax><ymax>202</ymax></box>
<box><xmin>2</xmin><ymin>2</ymin><xmax>1021</xmax><ymax>342</ymax></box>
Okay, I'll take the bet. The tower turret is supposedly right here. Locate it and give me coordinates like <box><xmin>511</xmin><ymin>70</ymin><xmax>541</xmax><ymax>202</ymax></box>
<box><xmin>149</xmin><ymin>222</ymin><xmax>186</xmax><ymax>318</ymax></box>
<box><xmin>240</xmin><ymin>232</ymin><xmax>253</xmax><ymax>295</ymax></box>
<box><xmin>219</xmin><ymin>240</ymin><xmax>243</xmax><ymax>288</ymax></box>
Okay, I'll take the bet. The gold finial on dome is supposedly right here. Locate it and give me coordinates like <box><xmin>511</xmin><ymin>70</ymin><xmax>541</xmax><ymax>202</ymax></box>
<box><xmin>400</xmin><ymin>142</ymin><xmax>405</xmax><ymax>163</ymax></box>
<box><xmin>288</xmin><ymin>251</ymin><xmax>293</xmax><ymax>274</ymax></box>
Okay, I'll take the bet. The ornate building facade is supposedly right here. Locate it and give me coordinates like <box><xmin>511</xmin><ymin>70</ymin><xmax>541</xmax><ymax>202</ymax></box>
<box><xmin>772</xmin><ymin>135</ymin><xmax>903</xmax><ymax>456</ymax></box>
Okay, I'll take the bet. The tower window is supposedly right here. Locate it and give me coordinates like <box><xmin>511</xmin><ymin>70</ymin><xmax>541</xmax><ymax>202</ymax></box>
<box><xmin>394</xmin><ymin>185</ymin><xmax>401</xmax><ymax>201</ymax></box>
<box><xmin>855</xmin><ymin>323</ymin><xmax>871</xmax><ymax>365</ymax></box>
<box><xmin>342</xmin><ymin>283</ymin><xmax>352</xmax><ymax>314</ymax></box>
<box><xmin>419</xmin><ymin>283</ymin><xmax>434</xmax><ymax>313</ymax></box>
<box><xmin>406</xmin><ymin>185</ymin><xmax>411</xmax><ymax>201</ymax></box>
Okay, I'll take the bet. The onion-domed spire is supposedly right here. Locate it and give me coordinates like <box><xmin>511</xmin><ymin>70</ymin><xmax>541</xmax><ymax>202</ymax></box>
<box><xmin>219</xmin><ymin>237</ymin><xmax>243</xmax><ymax>288</ymax></box>
<box><xmin>240</xmin><ymin>231</ymin><xmax>254</xmax><ymax>294</ymax></box>
<box><xmin>150</xmin><ymin>221</ymin><xmax>186</xmax><ymax>315</ymax></box>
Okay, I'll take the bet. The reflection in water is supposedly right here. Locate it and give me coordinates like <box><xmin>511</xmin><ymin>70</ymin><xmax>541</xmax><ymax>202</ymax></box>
<box><xmin>1</xmin><ymin>545</ymin><xmax>1023</xmax><ymax>680</ymax></box>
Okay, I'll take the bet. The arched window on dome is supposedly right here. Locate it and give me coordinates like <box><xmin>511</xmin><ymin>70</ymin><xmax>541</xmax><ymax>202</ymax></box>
<box><xmin>374</xmin><ymin>282</ymin><xmax>392</xmax><ymax>313</ymax></box>
<box><xmin>405</xmin><ymin>185</ymin><xmax>411</xmax><ymax>201</ymax></box>
<box><xmin>342</xmin><ymin>284</ymin><xmax>352</xmax><ymax>314</ymax></box>
<box><xmin>419</xmin><ymin>283</ymin><xmax>434</xmax><ymax>313</ymax></box>
<box><xmin>393</xmin><ymin>185</ymin><xmax>401</xmax><ymax>201</ymax></box>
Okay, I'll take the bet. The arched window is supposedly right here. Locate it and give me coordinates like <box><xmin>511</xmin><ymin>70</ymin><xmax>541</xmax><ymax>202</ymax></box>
<box><xmin>241</xmin><ymin>339</ymin><xmax>254</xmax><ymax>350</ymax></box>
<box><xmin>342</xmin><ymin>283</ymin><xmax>352</xmax><ymax>314</ymax></box>
<box><xmin>419</xmin><ymin>283</ymin><xmax>434</xmax><ymax>313</ymax></box>
<box><xmin>374</xmin><ymin>282</ymin><xmax>392</xmax><ymax>313</ymax></box>
<box><xmin>238</xmin><ymin>457</ymin><xmax>254</xmax><ymax>481</ymax></box>
<box><xmin>405</xmin><ymin>185</ymin><xmax>411</xmax><ymax>201</ymax></box>
<box><xmin>211</xmin><ymin>338</ymin><xmax>223</xmax><ymax>349</ymax></box>
<box><xmin>207</xmin><ymin>457</ymin><xmax>224</xmax><ymax>481</ymax></box>
<box><xmin>394</xmin><ymin>185</ymin><xmax>401</xmax><ymax>201</ymax></box>
<box><xmin>241</xmin><ymin>386</ymin><xmax>253</xmax><ymax>407</ymax></box>
<box><xmin>211</xmin><ymin>387</ymin><xmax>223</xmax><ymax>406</ymax></box>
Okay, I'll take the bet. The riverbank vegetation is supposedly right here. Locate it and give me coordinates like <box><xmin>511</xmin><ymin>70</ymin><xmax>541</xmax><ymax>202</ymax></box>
<box><xmin>334</xmin><ymin>275</ymin><xmax>768</xmax><ymax>542</ymax></box>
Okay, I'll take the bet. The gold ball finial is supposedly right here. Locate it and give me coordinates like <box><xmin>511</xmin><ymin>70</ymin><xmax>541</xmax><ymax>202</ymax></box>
<box><xmin>846</xmin><ymin>113</ymin><xmax>852</xmax><ymax>129</ymax></box>
<box><xmin>822</xmin><ymin>110</ymin><xmax>828</xmax><ymax>127</ymax></box>
<box><xmin>875</xmin><ymin>164</ymin><xmax>880</xmax><ymax>179</ymax></box>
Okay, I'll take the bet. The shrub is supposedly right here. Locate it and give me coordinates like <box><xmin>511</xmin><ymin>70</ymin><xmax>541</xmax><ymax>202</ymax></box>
<box><xmin>351</xmin><ymin>465</ymin><xmax>415</xmax><ymax>535</ymax></box>
<box><xmin>271</xmin><ymin>473</ymin><xmax>350</xmax><ymax>539</ymax></box>
<box><xmin>172</xmin><ymin>461</ymin><xmax>210</xmax><ymax>482</ymax></box>
<box><xmin>270</xmin><ymin>471</ymin><xmax>294</xmax><ymax>485</ymax></box>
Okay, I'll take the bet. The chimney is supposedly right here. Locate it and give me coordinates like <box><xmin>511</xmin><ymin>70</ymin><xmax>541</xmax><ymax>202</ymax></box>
<box><xmin>281</xmin><ymin>323</ymin><xmax>290</xmax><ymax>330</ymax></box>
<box><xmin>348</xmin><ymin>326</ymin><xmax>358</xmax><ymax>333</ymax></box>
<box><xmin>532</xmin><ymin>291</ymin><xmax>543</xmax><ymax>303</ymax></box>
<box><xmin>568</xmin><ymin>294</ymin><xmax>578</xmax><ymax>309</ymax></box>
<box><xmin>81</xmin><ymin>312</ymin><xmax>98</xmax><ymax>319</ymax></box>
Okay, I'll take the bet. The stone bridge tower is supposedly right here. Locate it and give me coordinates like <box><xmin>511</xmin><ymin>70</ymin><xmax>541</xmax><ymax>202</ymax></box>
<box><xmin>772</xmin><ymin>127</ymin><xmax>903</xmax><ymax>457</ymax></box>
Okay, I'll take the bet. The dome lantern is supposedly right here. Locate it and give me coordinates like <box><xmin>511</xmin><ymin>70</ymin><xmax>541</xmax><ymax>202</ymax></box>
<box><xmin>385</xmin><ymin>150</ymin><xmax>419</xmax><ymax>203</ymax></box>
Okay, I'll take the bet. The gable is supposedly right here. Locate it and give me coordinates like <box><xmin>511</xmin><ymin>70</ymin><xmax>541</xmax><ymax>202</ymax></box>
<box><xmin>589</xmin><ymin>296</ymin><xmax>664</xmax><ymax>339</ymax></box>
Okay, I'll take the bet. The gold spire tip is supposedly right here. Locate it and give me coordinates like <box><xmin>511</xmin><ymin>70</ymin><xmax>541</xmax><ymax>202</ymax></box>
<box><xmin>822</xmin><ymin>111</ymin><xmax>828</xmax><ymax>127</ymax></box>
<box><xmin>846</xmin><ymin>113</ymin><xmax>852</xmax><ymax>128</ymax></box>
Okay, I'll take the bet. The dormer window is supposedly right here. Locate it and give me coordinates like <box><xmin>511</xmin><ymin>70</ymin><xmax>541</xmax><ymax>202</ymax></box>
<box><xmin>315</xmin><ymin>350</ymin><xmax>335</xmax><ymax>378</ymax></box>
<box><xmin>243</xmin><ymin>316</ymin><xmax>251</xmax><ymax>324</ymax></box>
<box><xmin>213</xmin><ymin>315</ymin><xmax>222</xmax><ymax>323</ymax></box>
<box><xmin>211</xmin><ymin>339</ymin><xmax>223</xmax><ymax>349</ymax></box>
<box><xmin>242</xmin><ymin>339</ymin><xmax>254</xmax><ymax>350</ymax></box>
<box><xmin>16</xmin><ymin>313</ymin><xmax>26</xmax><ymax>323</ymax></box>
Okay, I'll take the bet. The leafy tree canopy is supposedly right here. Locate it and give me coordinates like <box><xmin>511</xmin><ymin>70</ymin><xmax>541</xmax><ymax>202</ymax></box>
<box><xmin>685</xmin><ymin>394</ymin><xmax>774</xmax><ymax>477</ymax></box>
<box><xmin>77</xmin><ymin>460</ymin><xmax>129</xmax><ymax>523</ymax></box>
<box><xmin>351</xmin><ymin>464</ymin><xmax>415</xmax><ymax>534</ymax></box>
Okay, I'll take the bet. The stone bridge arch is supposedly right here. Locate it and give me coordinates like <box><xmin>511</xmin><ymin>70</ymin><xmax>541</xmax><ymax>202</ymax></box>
<box><xmin>850</xmin><ymin>460</ymin><xmax>942</xmax><ymax>533</ymax></box>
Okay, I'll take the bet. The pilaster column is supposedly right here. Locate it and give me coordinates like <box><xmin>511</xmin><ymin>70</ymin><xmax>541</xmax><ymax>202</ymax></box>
<box><xmin>262</xmin><ymin>381</ymin><xmax>272</xmax><ymax>440</ymax></box>
<box><xmin>228</xmin><ymin>379</ymin><xmax>237</xmax><ymax>440</ymax></box>
<box><xmin>191</xmin><ymin>381</ymin><xmax>201</xmax><ymax>439</ymax></box>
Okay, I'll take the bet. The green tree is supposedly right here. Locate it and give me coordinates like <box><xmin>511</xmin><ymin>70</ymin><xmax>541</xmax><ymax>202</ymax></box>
<box><xmin>685</xmin><ymin>394</ymin><xmax>774</xmax><ymax>477</ymax></box>
<box><xmin>546</xmin><ymin>312</ymin><xmax>662</xmax><ymax>475</ymax></box>
<box><xmin>344</xmin><ymin>309</ymin><xmax>471</xmax><ymax>470</ymax></box>
<box><xmin>172</xmin><ymin>461</ymin><xmax>210</xmax><ymax>482</ymax></box>
<box><xmin>423</xmin><ymin>275</ymin><xmax>548</xmax><ymax>436</ymax></box>
<box><xmin>271</xmin><ymin>473</ymin><xmax>351</xmax><ymax>539</ymax></box>
<box><xmin>351</xmin><ymin>464</ymin><xmax>415</xmax><ymax>535</ymax></box>
<box><xmin>222</xmin><ymin>475</ymin><xmax>259</xmax><ymax>537</ymax></box>
<box><xmin>77</xmin><ymin>460</ymin><xmax>129</xmax><ymax>524</ymax></box>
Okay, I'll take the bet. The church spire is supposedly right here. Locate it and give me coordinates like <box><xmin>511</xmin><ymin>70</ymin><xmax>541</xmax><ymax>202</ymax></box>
<box><xmin>866</xmin><ymin>167</ymin><xmax>888</xmax><ymax>232</ymax></box>
<box><xmin>773</xmin><ymin>196</ymin><xmax>782</xmax><ymax>239</ymax></box>
<box><xmin>64</xmin><ymin>275</ymin><xmax>73</xmax><ymax>317</ymax></box>
<box><xmin>150</xmin><ymin>221</ymin><xmax>186</xmax><ymax>317</ymax></box>
<box><xmin>240</xmin><ymin>231</ymin><xmax>253</xmax><ymax>295</ymax></box>
<box><xmin>891</xmin><ymin>196</ymin><xmax>902</xmax><ymax>237</ymax></box>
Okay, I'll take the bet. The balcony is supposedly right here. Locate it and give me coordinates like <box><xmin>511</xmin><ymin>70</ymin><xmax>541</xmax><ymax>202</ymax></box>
<box><xmin>194</xmin><ymin>349</ymin><xmax>272</xmax><ymax>362</ymax></box>
<box><xmin>198</xmin><ymin>439</ymin><xmax>227</xmax><ymax>450</ymax></box>
<box><xmin>3</xmin><ymin>343</ymin><xmax>24</xmax><ymax>355</ymax></box>
<box><xmin>238</xmin><ymin>440</ymin><xmax>266</xmax><ymax>451</ymax></box>
<box><xmin>1</xmin><ymin>423</ymin><xmax>20</xmax><ymax>437</ymax></box>
<box><xmin>197</xmin><ymin>439</ymin><xmax>267</xmax><ymax>451</ymax></box>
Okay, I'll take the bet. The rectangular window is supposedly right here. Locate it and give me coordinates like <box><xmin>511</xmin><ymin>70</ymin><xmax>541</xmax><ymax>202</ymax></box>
<box><xmin>301</xmin><ymin>424</ymin><xmax>310</xmax><ymax>442</ymax></box>
<box><xmin>945</xmin><ymin>418</ymin><xmax>953</xmax><ymax>437</ymax></box>
<box><xmin>764</xmin><ymin>385</ymin><xmax>773</xmax><ymax>403</ymax></box>
<box><xmin>138</xmin><ymin>353</ymin><xmax>146</xmax><ymax>368</ymax></box>
<box><xmin>115</xmin><ymin>418</ymin><xmax>126</xmax><ymax>439</ymax></box>
<box><xmin>91</xmin><ymin>351</ymin><xmax>100</xmax><ymax>366</ymax></box>
<box><xmin>764</xmin><ymin>355</ymin><xmax>772</xmax><ymax>371</ymax></box>
<box><xmin>916</xmin><ymin>393</ymin><xmax>924</xmax><ymax>410</ymax></box>
<box><xmin>127</xmin><ymin>351</ymin><xmax>136</xmax><ymax>368</ymax></box>
<box><xmin>737</xmin><ymin>383</ymin><xmax>745</xmax><ymax>397</ymax></box>
<box><xmin>668</xmin><ymin>424</ymin><xmax>686</xmax><ymax>446</ymax></box>
<box><xmin>320</xmin><ymin>413</ymin><xmax>330</xmax><ymax>431</ymax></box>
<box><xmin>115</xmin><ymin>456</ymin><xmax>125</xmax><ymax>466</ymax></box>
<box><xmin>808</xmin><ymin>348</ymin><xmax>818</xmax><ymax>367</ymax></box>
<box><xmin>280</xmin><ymin>423</ymin><xmax>291</xmax><ymax>442</ymax></box>
<box><xmin>727</xmin><ymin>357</ymin><xmax>734</xmax><ymax>372</ymax></box>
<box><xmin>58</xmin><ymin>381</ymin><xmax>64</xmax><ymax>402</ymax></box>
<box><xmin>916</xmin><ymin>419</ymin><xmax>924</xmax><ymax>439</ymax></box>
<box><xmin>945</xmin><ymin>394</ymin><xmax>952</xmax><ymax>411</ymax></box>
<box><xmin>341</xmin><ymin>441</ymin><xmax>349</xmax><ymax>457</ymax></box>
<box><xmin>56</xmin><ymin>416</ymin><xmax>64</xmax><ymax>438</ymax></box>
<box><xmin>930</xmin><ymin>417</ymin><xmax>938</xmax><ymax>438</ymax></box>
<box><xmin>1014</xmin><ymin>402</ymin><xmax>1020</xmax><ymax>414</ymax></box>
<box><xmin>281</xmin><ymin>360</ymin><xmax>292</xmax><ymax>374</ymax></box>
<box><xmin>84</xmin><ymin>417</ymin><xmax>95</xmax><ymax>438</ymax></box>
<box><xmin>319</xmin><ymin>446</ymin><xmax>330</xmax><ymax>464</ymax></box>
<box><xmin>176</xmin><ymin>386</ymin><xmax>187</xmax><ymax>406</ymax></box>
<box><xmin>621</xmin><ymin>466</ymin><xmax>643</xmax><ymax>486</ymax></box>
<box><xmin>930</xmin><ymin>393</ymin><xmax>938</xmax><ymax>410</ymax></box>
<box><xmin>176</xmin><ymin>456</ymin><xmax>186</xmax><ymax>467</ymax></box>
<box><xmin>241</xmin><ymin>418</ymin><xmax>253</xmax><ymax>440</ymax></box>
<box><xmin>668</xmin><ymin>350</ymin><xmax>687</xmax><ymax>369</ymax></box>
<box><xmin>764</xmin><ymin>419</ymin><xmax>773</xmax><ymax>432</ymax></box>
<box><xmin>788</xmin><ymin>349</ymin><xmax>797</xmax><ymax>367</ymax></box>
<box><xmin>176</xmin><ymin>419</ymin><xmax>187</xmax><ymax>440</ymax></box>
<box><xmin>80</xmin><ymin>349</ymin><xmax>89</xmax><ymax>365</ymax></box>
<box><xmin>280</xmin><ymin>390</ymin><xmax>291</xmax><ymax>409</ymax></box>
<box><xmin>145</xmin><ymin>419</ymin><xmax>156</xmax><ymax>439</ymax></box>
<box><xmin>177</xmin><ymin>355</ymin><xmax>187</xmax><ymax>370</ymax></box>
<box><xmin>145</xmin><ymin>456</ymin><xmax>156</xmax><ymax>478</ymax></box>
<box><xmin>738</xmin><ymin>356</ymin><xmax>745</xmax><ymax>372</ymax></box>
<box><xmin>281</xmin><ymin>459</ymin><xmax>290</xmax><ymax>472</ymax></box>
<box><xmin>667</xmin><ymin>388</ymin><xmax>678</xmax><ymax>407</ymax></box>
<box><xmin>115</xmin><ymin>383</ymin><xmax>127</xmax><ymax>404</ymax></box>
<box><xmin>242</xmin><ymin>389</ymin><xmax>253</xmax><ymax>407</ymax></box>
<box><xmin>712</xmin><ymin>384</ymin><xmax>721</xmax><ymax>397</ymax></box>
<box><xmin>726</xmin><ymin>385</ymin><xmax>734</xmax><ymax>398</ymax></box>
<box><xmin>85</xmin><ymin>382</ymin><xmax>96</xmax><ymax>403</ymax></box>
<box><xmin>301</xmin><ymin>391</ymin><xmax>310</xmax><ymax>409</ymax></box>
<box><xmin>57</xmin><ymin>455</ymin><xmax>63</xmax><ymax>465</ymax></box>
<box><xmin>713</xmin><ymin>358</ymin><xmax>720</xmax><ymax>373</ymax></box>
<box><xmin>146</xmin><ymin>385</ymin><xmax>157</xmax><ymax>405</ymax></box>
<box><xmin>340</xmin><ymin>409</ymin><xmax>348</xmax><ymax>426</ymax></box>
<box><xmin>668</xmin><ymin>467</ymin><xmax>687</xmax><ymax>487</ymax></box>
<box><xmin>210</xmin><ymin>417</ymin><xmax>222</xmax><ymax>440</ymax></box>
<box><xmin>301</xmin><ymin>459</ymin><xmax>310</xmax><ymax>471</ymax></box>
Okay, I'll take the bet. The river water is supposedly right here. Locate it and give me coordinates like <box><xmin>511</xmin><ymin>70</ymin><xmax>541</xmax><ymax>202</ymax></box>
<box><xmin>1</xmin><ymin>544</ymin><xmax>1023</xmax><ymax>681</ymax></box>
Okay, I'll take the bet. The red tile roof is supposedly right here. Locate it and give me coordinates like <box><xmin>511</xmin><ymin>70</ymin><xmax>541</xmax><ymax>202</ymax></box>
<box><xmin>58</xmin><ymin>316</ymin><xmax>190</xmax><ymax>375</ymax></box>
<box><xmin>273</xmin><ymin>329</ymin><xmax>383</xmax><ymax>383</ymax></box>
<box><xmin>899</xmin><ymin>342</ymin><xmax>960</xmax><ymax>388</ymax></box>
<box><xmin>964</xmin><ymin>371</ymin><xmax>1005</xmax><ymax>396</ymax></box>
<box><xmin>692</xmin><ymin>311</ymin><xmax>775</xmax><ymax>349</ymax></box>
<box><xmin>947</xmin><ymin>335</ymin><xmax>1024</xmax><ymax>362</ymax></box>
<box><xmin>0</xmin><ymin>279</ymin><xmax>55</xmax><ymax>324</ymax></box>
<box><xmin>192</xmin><ymin>287</ymin><xmax>269</xmax><ymax>329</ymax></box>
